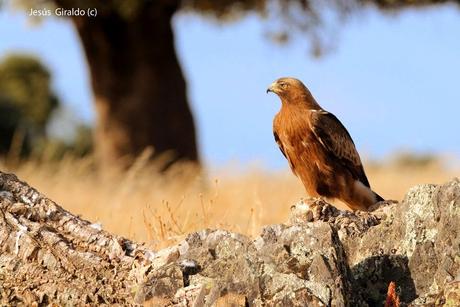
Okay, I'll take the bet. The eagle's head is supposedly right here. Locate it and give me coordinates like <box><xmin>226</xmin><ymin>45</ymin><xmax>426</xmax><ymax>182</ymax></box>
<box><xmin>267</xmin><ymin>77</ymin><xmax>309</xmax><ymax>99</ymax></box>
<box><xmin>267</xmin><ymin>77</ymin><xmax>318</xmax><ymax>108</ymax></box>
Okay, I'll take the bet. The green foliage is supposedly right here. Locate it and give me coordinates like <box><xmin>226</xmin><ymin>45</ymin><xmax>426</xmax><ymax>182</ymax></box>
<box><xmin>0</xmin><ymin>54</ymin><xmax>94</xmax><ymax>159</ymax></box>
<box><xmin>0</xmin><ymin>54</ymin><xmax>58</xmax><ymax>131</ymax></box>
<box><xmin>0</xmin><ymin>101</ymin><xmax>22</xmax><ymax>153</ymax></box>
<box><xmin>0</xmin><ymin>54</ymin><xmax>59</xmax><ymax>155</ymax></box>
<box><xmin>32</xmin><ymin>124</ymin><xmax>93</xmax><ymax>161</ymax></box>
<box><xmin>72</xmin><ymin>125</ymin><xmax>93</xmax><ymax>156</ymax></box>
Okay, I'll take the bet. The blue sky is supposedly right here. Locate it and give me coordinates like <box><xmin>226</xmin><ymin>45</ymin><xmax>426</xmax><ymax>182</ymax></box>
<box><xmin>0</xmin><ymin>4</ymin><xmax>459</xmax><ymax>168</ymax></box>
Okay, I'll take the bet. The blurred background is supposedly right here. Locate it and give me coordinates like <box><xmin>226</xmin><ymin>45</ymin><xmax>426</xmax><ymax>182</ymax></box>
<box><xmin>0</xmin><ymin>0</ymin><xmax>459</xmax><ymax>247</ymax></box>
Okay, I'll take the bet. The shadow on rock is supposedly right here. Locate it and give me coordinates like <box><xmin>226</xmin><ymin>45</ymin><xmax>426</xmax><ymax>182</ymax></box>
<box><xmin>352</xmin><ymin>254</ymin><xmax>417</xmax><ymax>305</ymax></box>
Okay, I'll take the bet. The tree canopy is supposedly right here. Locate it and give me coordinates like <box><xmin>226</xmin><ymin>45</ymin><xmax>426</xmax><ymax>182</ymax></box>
<box><xmin>35</xmin><ymin>0</ymin><xmax>460</xmax><ymax>55</ymax></box>
<box><xmin>0</xmin><ymin>55</ymin><xmax>58</xmax><ymax>131</ymax></box>
<box><xmin>0</xmin><ymin>54</ymin><xmax>59</xmax><ymax>155</ymax></box>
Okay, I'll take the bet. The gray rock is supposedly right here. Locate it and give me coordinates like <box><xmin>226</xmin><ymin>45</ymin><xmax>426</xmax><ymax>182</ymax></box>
<box><xmin>168</xmin><ymin>179</ymin><xmax>460</xmax><ymax>306</ymax></box>
<box><xmin>0</xmin><ymin>171</ymin><xmax>459</xmax><ymax>306</ymax></box>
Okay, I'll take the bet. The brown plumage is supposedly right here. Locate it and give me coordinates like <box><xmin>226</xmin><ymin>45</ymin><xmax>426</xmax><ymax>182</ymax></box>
<box><xmin>267</xmin><ymin>77</ymin><xmax>383</xmax><ymax>211</ymax></box>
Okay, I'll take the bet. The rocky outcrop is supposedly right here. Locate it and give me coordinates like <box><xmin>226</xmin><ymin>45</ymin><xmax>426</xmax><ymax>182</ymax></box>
<box><xmin>0</xmin><ymin>171</ymin><xmax>459</xmax><ymax>306</ymax></box>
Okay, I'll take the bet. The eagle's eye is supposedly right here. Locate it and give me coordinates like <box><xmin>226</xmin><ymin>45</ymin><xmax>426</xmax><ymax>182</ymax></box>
<box><xmin>279</xmin><ymin>82</ymin><xmax>288</xmax><ymax>89</ymax></box>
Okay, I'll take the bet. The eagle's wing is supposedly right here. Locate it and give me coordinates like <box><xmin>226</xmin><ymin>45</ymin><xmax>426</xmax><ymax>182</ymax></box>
<box><xmin>274</xmin><ymin>131</ymin><xmax>297</xmax><ymax>175</ymax></box>
<box><xmin>310</xmin><ymin>110</ymin><xmax>370</xmax><ymax>187</ymax></box>
<box><xmin>273</xmin><ymin>131</ymin><xmax>286</xmax><ymax>159</ymax></box>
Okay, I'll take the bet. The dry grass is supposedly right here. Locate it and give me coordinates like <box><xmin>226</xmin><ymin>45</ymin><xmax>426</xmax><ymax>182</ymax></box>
<box><xmin>1</xmin><ymin>154</ymin><xmax>457</xmax><ymax>250</ymax></box>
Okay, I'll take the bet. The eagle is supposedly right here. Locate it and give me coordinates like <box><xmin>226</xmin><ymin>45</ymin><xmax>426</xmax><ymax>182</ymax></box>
<box><xmin>267</xmin><ymin>77</ymin><xmax>383</xmax><ymax>211</ymax></box>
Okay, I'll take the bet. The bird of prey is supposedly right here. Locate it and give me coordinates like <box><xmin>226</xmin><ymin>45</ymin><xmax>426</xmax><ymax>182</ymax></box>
<box><xmin>267</xmin><ymin>77</ymin><xmax>383</xmax><ymax>211</ymax></box>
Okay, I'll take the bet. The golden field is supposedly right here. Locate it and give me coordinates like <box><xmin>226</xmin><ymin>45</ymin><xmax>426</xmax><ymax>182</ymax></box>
<box><xmin>1</xmin><ymin>153</ymin><xmax>458</xmax><ymax>250</ymax></box>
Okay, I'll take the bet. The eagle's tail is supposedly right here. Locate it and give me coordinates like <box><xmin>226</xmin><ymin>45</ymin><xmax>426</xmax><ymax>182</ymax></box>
<box><xmin>373</xmin><ymin>191</ymin><xmax>385</xmax><ymax>203</ymax></box>
<box><xmin>348</xmin><ymin>181</ymin><xmax>384</xmax><ymax>211</ymax></box>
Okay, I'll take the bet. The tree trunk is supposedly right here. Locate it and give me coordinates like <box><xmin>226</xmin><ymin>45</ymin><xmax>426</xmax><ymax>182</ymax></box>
<box><xmin>69</xmin><ymin>1</ymin><xmax>199</xmax><ymax>168</ymax></box>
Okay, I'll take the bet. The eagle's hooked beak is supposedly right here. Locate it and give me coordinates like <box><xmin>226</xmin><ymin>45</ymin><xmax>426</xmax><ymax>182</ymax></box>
<box><xmin>266</xmin><ymin>82</ymin><xmax>277</xmax><ymax>94</ymax></box>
